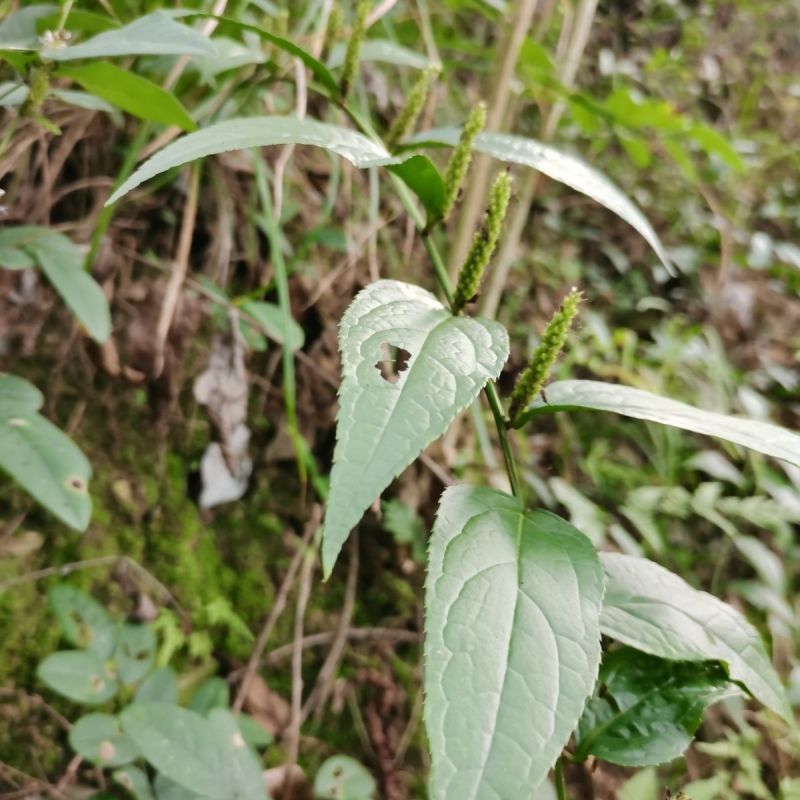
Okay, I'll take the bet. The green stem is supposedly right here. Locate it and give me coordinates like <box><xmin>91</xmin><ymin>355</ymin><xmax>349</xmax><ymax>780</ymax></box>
<box><xmin>555</xmin><ymin>758</ymin><xmax>568</xmax><ymax>800</ymax></box>
<box><xmin>337</xmin><ymin>97</ymin><xmax>522</xmax><ymax>500</ymax></box>
<box><xmin>484</xmin><ymin>382</ymin><xmax>522</xmax><ymax>498</ymax></box>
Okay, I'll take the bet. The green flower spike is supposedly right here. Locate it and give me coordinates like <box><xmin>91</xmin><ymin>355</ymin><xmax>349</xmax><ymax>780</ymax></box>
<box><xmin>452</xmin><ymin>171</ymin><xmax>512</xmax><ymax>313</ymax></box>
<box><xmin>385</xmin><ymin>64</ymin><xmax>440</xmax><ymax>150</ymax></box>
<box><xmin>322</xmin><ymin>2</ymin><xmax>343</xmax><ymax>61</ymax></box>
<box><xmin>508</xmin><ymin>287</ymin><xmax>583</xmax><ymax>426</ymax></box>
<box><xmin>340</xmin><ymin>1</ymin><xmax>370</xmax><ymax>99</ymax></box>
<box><xmin>439</xmin><ymin>102</ymin><xmax>487</xmax><ymax>223</ymax></box>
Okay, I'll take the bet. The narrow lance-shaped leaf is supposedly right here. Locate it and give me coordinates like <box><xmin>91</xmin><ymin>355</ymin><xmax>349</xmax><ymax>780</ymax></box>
<box><xmin>519</xmin><ymin>379</ymin><xmax>800</xmax><ymax>468</ymax></box>
<box><xmin>575</xmin><ymin>648</ymin><xmax>739</xmax><ymax>767</ymax></box>
<box><xmin>57</xmin><ymin>62</ymin><xmax>197</xmax><ymax>131</ymax></box>
<box><xmin>426</xmin><ymin>486</ymin><xmax>605</xmax><ymax>800</ymax></box>
<box><xmin>0</xmin><ymin>226</ymin><xmax>111</xmax><ymax>342</ymax></box>
<box><xmin>181</xmin><ymin>13</ymin><xmax>339</xmax><ymax>94</ymax></box>
<box><xmin>600</xmin><ymin>552</ymin><xmax>791</xmax><ymax>721</ymax></box>
<box><xmin>41</xmin><ymin>11</ymin><xmax>216</xmax><ymax>61</ymax></box>
<box><xmin>321</xmin><ymin>281</ymin><xmax>508</xmax><ymax>577</ymax></box>
<box><xmin>107</xmin><ymin>116</ymin><xmax>393</xmax><ymax>205</ymax></box>
<box><xmin>409</xmin><ymin>129</ymin><xmax>674</xmax><ymax>274</ymax></box>
<box><xmin>327</xmin><ymin>39</ymin><xmax>431</xmax><ymax>69</ymax></box>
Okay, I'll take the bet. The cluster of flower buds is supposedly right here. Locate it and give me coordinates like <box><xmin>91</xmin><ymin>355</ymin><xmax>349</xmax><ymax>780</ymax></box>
<box><xmin>508</xmin><ymin>288</ymin><xmax>583</xmax><ymax>425</ymax></box>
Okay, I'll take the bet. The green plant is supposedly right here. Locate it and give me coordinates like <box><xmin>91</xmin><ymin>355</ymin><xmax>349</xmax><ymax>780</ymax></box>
<box><xmin>4</xmin><ymin>4</ymin><xmax>798</xmax><ymax>798</ymax></box>
<box><xmin>38</xmin><ymin>583</ymin><xmax>378</xmax><ymax>799</ymax></box>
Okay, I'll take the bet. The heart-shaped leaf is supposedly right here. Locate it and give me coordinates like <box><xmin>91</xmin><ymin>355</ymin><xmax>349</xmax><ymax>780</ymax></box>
<box><xmin>120</xmin><ymin>704</ymin><xmax>263</xmax><ymax>800</ymax></box>
<box><xmin>426</xmin><ymin>486</ymin><xmax>604</xmax><ymax>799</ymax></box>
<box><xmin>70</xmin><ymin>713</ymin><xmax>139</xmax><ymax>767</ymax></box>
<box><xmin>115</xmin><ymin>623</ymin><xmax>157</xmax><ymax>685</ymax></box>
<box><xmin>314</xmin><ymin>755</ymin><xmax>377</xmax><ymax>800</ymax></box>
<box><xmin>575</xmin><ymin>648</ymin><xmax>738</xmax><ymax>766</ymax></box>
<box><xmin>600</xmin><ymin>552</ymin><xmax>791</xmax><ymax>721</ymax></box>
<box><xmin>519</xmin><ymin>380</ymin><xmax>800</xmax><ymax>468</ymax></box>
<box><xmin>38</xmin><ymin>650</ymin><xmax>118</xmax><ymax>704</ymax></box>
<box><xmin>321</xmin><ymin>281</ymin><xmax>508</xmax><ymax>576</ymax></box>
<box><xmin>49</xmin><ymin>584</ymin><xmax>116</xmax><ymax>658</ymax></box>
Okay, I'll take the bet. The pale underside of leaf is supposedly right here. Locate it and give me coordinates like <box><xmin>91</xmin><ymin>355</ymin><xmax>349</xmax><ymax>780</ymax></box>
<box><xmin>409</xmin><ymin>129</ymin><xmax>673</xmax><ymax>274</ymax></box>
<box><xmin>321</xmin><ymin>282</ymin><xmax>509</xmax><ymax>577</ymax></box>
<box><xmin>107</xmin><ymin>117</ymin><xmax>395</xmax><ymax>205</ymax></box>
<box><xmin>426</xmin><ymin>486</ymin><xmax>604</xmax><ymax>800</ymax></box>
<box><xmin>599</xmin><ymin>552</ymin><xmax>790</xmax><ymax>721</ymax></box>
<box><xmin>522</xmin><ymin>380</ymin><xmax>800</xmax><ymax>468</ymax></box>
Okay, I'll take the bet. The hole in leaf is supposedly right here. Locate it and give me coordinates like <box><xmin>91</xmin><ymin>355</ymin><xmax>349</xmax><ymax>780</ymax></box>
<box><xmin>374</xmin><ymin>343</ymin><xmax>411</xmax><ymax>384</ymax></box>
<box><xmin>332</xmin><ymin>766</ymin><xmax>344</xmax><ymax>778</ymax></box>
<box><xmin>66</xmin><ymin>475</ymin><xmax>87</xmax><ymax>493</ymax></box>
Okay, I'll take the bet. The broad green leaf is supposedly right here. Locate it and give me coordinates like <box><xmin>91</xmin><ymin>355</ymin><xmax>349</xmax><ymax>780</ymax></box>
<box><xmin>386</xmin><ymin>155</ymin><xmax>446</xmax><ymax>223</ymax></box>
<box><xmin>49</xmin><ymin>584</ymin><xmax>116</xmax><ymax>658</ymax></box>
<box><xmin>37</xmin><ymin>650</ymin><xmax>118</xmax><ymax>704</ymax></box>
<box><xmin>107</xmin><ymin>116</ymin><xmax>393</xmax><ymax>205</ymax></box>
<box><xmin>154</xmin><ymin>774</ymin><xmax>205</xmax><ymax>800</ymax></box>
<box><xmin>518</xmin><ymin>379</ymin><xmax>800</xmax><ymax>468</ymax></box>
<box><xmin>188</xmin><ymin>677</ymin><xmax>230</xmax><ymax>715</ymax></box>
<box><xmin>0</xmin><ymin>411</ymin><xmax>92</xmax><ymax>530</ymax></box>
<box><xmin>328</xmin><ymin>39</ymin><xmax>431</xmax><ymax>69</ymax></box>
<box><xmin>120</xmin><ymin>704</ymin><xmax>263</xmax><ymax>800</ymax></box>
<box><xmin>115</xmin><ymin>623</ymin><xmax>157</xmax><ymax>685</ymax></box>
<box><xmin>70</xmin><ymin>713</ymin><xmax>139</xmax><ymax>767</ymax></box>
<box><xmin>0</xmin><ymin>226</ymin><xmax>110</xmax><ymax>342</ymax></box>
<box><xmin>135</xmin><ymin>667</ymin><xmax>179</xmax><ymax>704</ymax></box>
<box><xmin>241</xmin><ymin>300</ymin><xmax>304</xmax><ymax>351</ymax></box>
<box><xmin>314</xmin><ymin>755</ymin><xmax>377</xmax><ymax>800</ymax></box>
<box><xmin>41</xmin><ymin>11</ymin><xmax>216</xmax><ymax>61</ymax></box>
<box><xmin>114</xmin><ymin>766</ymin><xmax>156</xmax><ymax>800</ymax></box>
<box><xmin>57</xmin><ymin>62</ymin><xmax>197</xmax><ymax>131</ymax></box>
<box><xmin>321</xmin><ymin>281</ymin><xmax>509</xmax><ymax>577</ymax></box>
<box><xmin>410</xmin><ymin>129</ymin><xmax>673</xmax><ymax>274</ymax></box>
<box><xmin>426</xmin><ymin>486</ymin><xmax>605</xmax><ymax>799</ymax></box>
<box><xmin>575</xmin><ymin>648</ymin><xmax>738</xmax><ymax>766</ymax></box>
<box><xmin>600</xmin><ymin>552</ymin><xmax>791</xmax><ymax>721</ymax></box>
<box><xmin>0</xmin><ymin>374</ymin><xmax>43</xmax><ymax>415</ymax></box>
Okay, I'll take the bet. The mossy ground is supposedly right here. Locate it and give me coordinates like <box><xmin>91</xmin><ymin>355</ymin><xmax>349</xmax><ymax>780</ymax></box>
<box><xmin>0</xmin><ymin>380</ymin><xmax>420</xmax><ymax>779</ymax></box>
